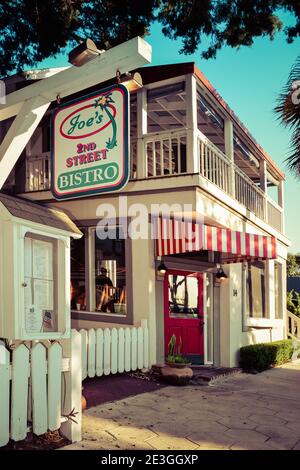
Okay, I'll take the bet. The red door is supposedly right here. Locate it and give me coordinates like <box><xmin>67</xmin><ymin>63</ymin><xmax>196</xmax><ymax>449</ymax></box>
<box><xmin>164</xmin><ymin>270</ymin><xmax>204</xmax><ymax>364</ymax></box>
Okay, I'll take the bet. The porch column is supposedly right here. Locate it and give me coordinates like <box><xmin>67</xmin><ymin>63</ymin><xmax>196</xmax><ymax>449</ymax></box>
<box><xmin>136</xmin><ymin>88</ymin><xmax>147</xmax><ymax>179</ymax></box>
<box><xmin>224</xmin><ymin>119</ymin><xmax>235</xmax><ymax>198</ymax></box>
<box><xmin>219</xmin><ymin>263</ymin><xmax>243</xmax><ymax>367</ymax></box>
<box><xmin>259</xmin><ymin>159</ymin><xmax>268</xmax><ymax>221</ymax></box>
<box><xmin>278</xmin><ymin>179</ymin><xmax>285</xmax><ymax>234</ymax></box>
<box><xmin>131</xmin><ymin>236</ymin><xmax>157</xmax><ymax>366</ymax></box>
<box><xmin>185</xmin><ymin>74</ymin><xmax>199</xmax><ymax>174</ymax></box>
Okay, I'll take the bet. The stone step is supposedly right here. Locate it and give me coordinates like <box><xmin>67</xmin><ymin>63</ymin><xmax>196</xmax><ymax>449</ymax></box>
<box><xmin>191</xmin><ymin>366</ymin><xmax>242</xmax><ymax>383</ymax></box>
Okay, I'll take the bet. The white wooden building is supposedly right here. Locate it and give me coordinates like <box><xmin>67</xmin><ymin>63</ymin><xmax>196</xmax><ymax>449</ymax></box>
<box><xmin>0</xmin><ymin>61</ymin><xmax>290</xmax><ymax>367</ymax></box>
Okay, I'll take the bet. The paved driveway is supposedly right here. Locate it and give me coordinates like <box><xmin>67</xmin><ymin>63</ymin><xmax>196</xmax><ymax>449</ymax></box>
<box><xmin>63</xmin><ymin>362</ymin><xmax>300</xmax><ymax>450</ymax></box>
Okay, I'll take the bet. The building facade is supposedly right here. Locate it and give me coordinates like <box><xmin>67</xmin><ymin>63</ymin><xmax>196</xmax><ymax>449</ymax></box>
<box><xmin>1</xmin><ymin>63</ymin><xmax>290</xmax><ymax>367</ymax></box>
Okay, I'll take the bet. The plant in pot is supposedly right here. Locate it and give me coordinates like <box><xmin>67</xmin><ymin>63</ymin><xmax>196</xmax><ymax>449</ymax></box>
<box><xmin>165</xmin><ymin>334</ymin><xmax>191</xmax><ymax>368</ymax></box>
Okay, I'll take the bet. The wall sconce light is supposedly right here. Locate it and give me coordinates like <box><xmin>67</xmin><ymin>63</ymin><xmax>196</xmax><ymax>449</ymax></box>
<box><xmin>215</xmin><ymin>267</ymin><xmax>228</xmax><ymax>281</ymax></box>
<box><xmin>69</xmin><ymin>38</ymin><xmax>100</xmax><ymax>67</ymax></box>
<box><xmin>157</xmin><ymin>262</ymin><xmax>167</xmax><ymax>275</ymax></box>
<box><xmin>116</xmin><ymin>71</ymin><xmax>143</xmax><ymax>92</ymax></box>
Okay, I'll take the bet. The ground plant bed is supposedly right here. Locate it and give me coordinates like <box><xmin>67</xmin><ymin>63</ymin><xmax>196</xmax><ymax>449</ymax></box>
<box><xmin>0</xmin><ymin>431</ymin><xmax>70</xmax><ymax>451</ymax></box>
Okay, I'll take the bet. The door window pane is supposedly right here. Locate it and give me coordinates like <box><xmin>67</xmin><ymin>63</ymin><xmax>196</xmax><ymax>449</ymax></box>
<box><xmin>168</xmin><ymin>274</ymin><xmax>198</xmax><ymax>318</ymax></box>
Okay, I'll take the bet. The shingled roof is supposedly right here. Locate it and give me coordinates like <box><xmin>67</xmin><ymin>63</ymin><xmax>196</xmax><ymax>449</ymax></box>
<box><xmin>0</xmin><ymin>192</ymin><xmax>82</xmax><ymax>236</ymax></box>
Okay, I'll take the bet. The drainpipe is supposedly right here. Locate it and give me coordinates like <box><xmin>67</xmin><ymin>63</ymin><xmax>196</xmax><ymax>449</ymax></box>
<box><xmin>242</xmin><ymin>260</ymin><xmax>248</xmax><ymax>332</ymax></box>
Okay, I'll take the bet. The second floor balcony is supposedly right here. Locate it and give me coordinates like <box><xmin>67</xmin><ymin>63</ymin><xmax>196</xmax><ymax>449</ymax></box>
<box><xmin>23</xmin><ymin>126</ymin><xmax>284</xmax><ymax>234</ymax></box>
<box><xmin>4</xmin><ymin>64</ymin><xmax>285</xmax><ymax>235</ymax></box>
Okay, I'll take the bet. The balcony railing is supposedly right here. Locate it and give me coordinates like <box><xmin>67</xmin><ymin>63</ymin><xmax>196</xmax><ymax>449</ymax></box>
<box><xmin>23</xmin><ymin>130</ymin><xmax>283</xmax><ymax>233</ymax></box>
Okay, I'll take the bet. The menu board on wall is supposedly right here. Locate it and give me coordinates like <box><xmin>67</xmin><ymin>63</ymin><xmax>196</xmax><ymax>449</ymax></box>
<box><xmin>24</xmin><ymin>236</ymin><xmax>56</xmax><ymax>333</ymax></box>
<box><xmin>25</xmin><ymin>305</ymin><xmax>43</xmax><ymax>333</ymax></box>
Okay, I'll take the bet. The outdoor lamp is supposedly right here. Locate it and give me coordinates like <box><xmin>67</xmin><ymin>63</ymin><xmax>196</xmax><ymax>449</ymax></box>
<box><xmin>157</xmin><ymin>262</ymin><xmax>167</xmax><ymax>275</ymax></box>
<box><xmin>69</xmin><ymin>39</ymin><xmax>100</xmax><ymax>66</ymax></box>
<box><xmin>215</xmin><ymin>267</ymin><xmax>228</xmax><ymax>281</ymax></box>
<box><xmin>116</xmin><ymin>71</ymin><xmax>143</xmax><ymax>92</ymax></box>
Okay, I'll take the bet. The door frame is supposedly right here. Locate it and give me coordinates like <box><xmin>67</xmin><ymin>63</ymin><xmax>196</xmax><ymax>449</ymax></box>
<box><xmin>163</xmin><ymin>269</ymin><xmax>206</xmax><ymax>362</ymax></box>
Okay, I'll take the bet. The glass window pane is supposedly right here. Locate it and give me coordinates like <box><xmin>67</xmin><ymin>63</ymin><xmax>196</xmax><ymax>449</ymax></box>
<box><xmin>168</xmin><ymin>274</ymin><xmax>198</xmax><ymax>318</ymax></box>
<box><xmin>71</xmin><ymin>234</ymin><xmax>86</xmax><ymax>311</ymax></box>
<box><xmin>246</xmin><ymin>261</ymin><xmax>266</xmax><ymax>318</ymax></box>
<box><xmin>94</xmin><ymin>227</ymin><xmax>127</xmax><ymax>315</ymax></box>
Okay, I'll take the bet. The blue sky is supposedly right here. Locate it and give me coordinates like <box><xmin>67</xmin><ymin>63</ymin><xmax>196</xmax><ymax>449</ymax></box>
<box><xmin>38</xmin><ymin>18</ymin><xmax>300</xmax><ymax>252</ymax></box>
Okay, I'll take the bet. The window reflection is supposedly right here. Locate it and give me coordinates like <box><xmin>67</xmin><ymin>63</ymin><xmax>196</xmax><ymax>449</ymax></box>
<box><xmin>168</xmin><ymin>274</ymin><xmax>198</xmax><ymax>318</ymax></box>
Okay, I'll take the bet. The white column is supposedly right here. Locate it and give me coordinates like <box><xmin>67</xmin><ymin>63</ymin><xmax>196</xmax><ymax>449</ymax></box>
<box><xmin>259</xmin><ymin>159</ymin><xmax>268</xmax><ymax>221</ymax></box>
<box><xmin>136</xmin><ymin>89</ymin><xmax>147</xmax><ymax>179</ymax></box>
<box><xmin>278</xmin><ymin>179</ymin><xmax>285</xmax><ymax>234</ymax></box>
<box><xmin>131</xmin><ymin>236</ymin><xmax>157</xmax><ymax>365</ymax></box>
<box><xmin>185</xmin><ymin>74</ymin><xmax>199</xmax><ymax>174</ymax></box>
<box><xmin>259</xmin><ymin>159</ymin><xmax>267</xmax><ymax>192</ymax></box>
<box><xmin>224</xmin><ymin>119</ymin><xmax>235</xmax><ymax>197</ymax></box>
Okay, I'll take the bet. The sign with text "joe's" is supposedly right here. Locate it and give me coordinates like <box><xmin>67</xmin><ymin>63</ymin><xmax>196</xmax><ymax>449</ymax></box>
<box><xmin>51</xmin><ymin>84</ymin><xmax>129</xmax><ymax>200</ymax></box>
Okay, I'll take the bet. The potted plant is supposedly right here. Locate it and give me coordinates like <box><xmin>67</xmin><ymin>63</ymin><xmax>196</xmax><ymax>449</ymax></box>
<box><xmin>165</xmin><ymin>334</ymin><xmax>192</xmax><ymax>368</ymax></box>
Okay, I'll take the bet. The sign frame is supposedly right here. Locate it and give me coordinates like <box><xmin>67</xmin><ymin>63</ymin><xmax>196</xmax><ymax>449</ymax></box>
<box><xmin>51</xmin><ymin>83</ymin><xmax>129</xmax><ymax>200</ymax></box>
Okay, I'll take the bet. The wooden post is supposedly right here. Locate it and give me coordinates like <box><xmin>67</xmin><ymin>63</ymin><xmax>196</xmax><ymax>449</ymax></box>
<box><xmin>137</xmin><ymin>89</ymin><xmax>147</xmax><ymax>179</ymax></box>
<box><xmin>278</xmin><ymin>179</ymin><xmax>285</xmax><ymax>234</ymax></box>
<box><xmin>259</xmin><ymin>159</ymin><xmax>268</xmax><ymax>221</ymax></box>
<box><xmin>60</xmin><ymin>329</ymin><xmax>82</xmax><ymax>443</ymax></box>
<box><xmin>185</xmin><ymin>74</ymin><xmax>198</xmax><ymax>174</ymax></box>
<box><xmin>224</xmin><ymin>119</ymin><xmax>235</xmax><ymax>197</ymax></box>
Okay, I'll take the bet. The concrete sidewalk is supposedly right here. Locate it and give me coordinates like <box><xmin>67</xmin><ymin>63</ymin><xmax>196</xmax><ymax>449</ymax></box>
<box><xmin>63</xmin><ymin>363</ymin><xmax>300</xmax><ymax>450</ymax></box>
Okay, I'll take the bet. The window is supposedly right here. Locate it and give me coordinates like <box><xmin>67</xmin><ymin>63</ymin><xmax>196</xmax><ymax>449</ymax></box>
<box><xmin>71</xmin><ymin>226</ymin><xmax>128</xmax><ymax>318</ymax></box>
<box><xmin>42</xmin><ymin>125</ymin><xmax>50</xmax><ymax>153</ymax></box>
<box><xmin>24</xmin><ymin>233</ymin><xmax>57</xmax><ymax>333</ymax></box>
<box><xmin>246</xmin><ymin>261</ymin><xmax>266</xmax><ymax>318</ymax></box>
<box><xmin>71</xmin><ymin>231</ymin><xmax>86</xmax><ymax>311</ymax></box>
<box><xmin>275</xmin><ymin>262</ymin><xmax>283</xmax><ymax>319</ymax></box>
<box><xmin>94</xmin><ymin>227</ymin><xmax>126</xmax><ymax>314</ymax></box>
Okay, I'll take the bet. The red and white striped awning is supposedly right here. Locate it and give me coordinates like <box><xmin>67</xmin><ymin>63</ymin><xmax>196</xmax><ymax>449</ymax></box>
<box><xmin>154</xmin><ymin>218</ymin><xmax>277</xmax><ymax>260</ymax></box>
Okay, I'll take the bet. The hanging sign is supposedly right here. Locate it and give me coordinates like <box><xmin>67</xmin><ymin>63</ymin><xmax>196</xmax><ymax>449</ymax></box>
<box><xmin>51</xmin><ymin>84</ymin><xmax>129</xmax><ymax>199</ymax></box>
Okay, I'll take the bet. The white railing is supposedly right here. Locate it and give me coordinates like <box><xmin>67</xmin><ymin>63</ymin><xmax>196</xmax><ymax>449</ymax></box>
<box><xmin>287</xmin><ymin>310</ymin><xmax>300</xmax><ymax>341</ymax></box>
<box><xmin>23</xmin><ymin>129</ymin><xmax>283</xmax><ymax>233</ymax></box>
<box><xmin>79</xmin><ymin>320</ymin><xmax>149</xmax><ymax>380</ymax></box>
<box><xmin>267</xmin><ymin>198</ymin><xmax>283</xmax><ymax>233</ymax></box>
<box><xmin>144</xmin><ymin>130</ymin><xmax>187</xmax><ymax>177</ymax></box>
<box><xmin>198</xmin><ymin>130</ymin><xmax>231</xmax><ymax>194</ymax></box>
<box><xmin>235</xmin><ymin>166</ymin><xmax>266</xmax><ymax>220</ymax></box>
<box><xmin>0</xmin><ymin>330</ymin><xmax>82</xmax><ymax>448</ymax></box>
<box><xmin>25</xmin><ymin>152</ymin><xmax>51</xmax><ymax>192</ymax></box>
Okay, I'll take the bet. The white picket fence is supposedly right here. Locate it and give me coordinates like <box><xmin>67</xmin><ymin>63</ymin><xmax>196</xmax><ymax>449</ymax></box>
<box><xmin>79</xmin><ymin>321</ymin><xmax>149</xmax><ymax>380</ymax></box>
<box><xmin>0</xmin><ymin>330</ymin><xmax>82</xmax><ymax>448</ymax></box>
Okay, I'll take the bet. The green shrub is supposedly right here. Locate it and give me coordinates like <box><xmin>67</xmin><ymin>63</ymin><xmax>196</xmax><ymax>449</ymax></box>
<box><xmin>239</xmin><ymin>340</ymin><xmax>295</xmax><ymax>372</ymax></box>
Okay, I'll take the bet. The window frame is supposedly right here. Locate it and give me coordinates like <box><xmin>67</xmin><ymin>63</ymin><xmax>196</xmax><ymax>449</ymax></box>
<box><xmin>20</xmin><ymin>226</ymin><xmax>70</xmax><ymax>340</ymax></box>
<box><xmin>71</xmin><ymin>222</ymin><xmax>133</xmax><ymax>325</ymax></box>
<box><xmin>246</xmin><ymin>260</ymin><xmax>267</xmax><ymax>319</ymax></box>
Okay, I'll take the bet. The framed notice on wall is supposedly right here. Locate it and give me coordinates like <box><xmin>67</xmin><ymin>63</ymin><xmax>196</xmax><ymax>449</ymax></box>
<box><xmin>51</xmin><ymin>84</ymin><xmax>129</xmax><ymax>200</ymax></box>
<box><xmin>24</xmin><ymin>235</ymin><xmax>56</xmax><ymax>334</ymax></box>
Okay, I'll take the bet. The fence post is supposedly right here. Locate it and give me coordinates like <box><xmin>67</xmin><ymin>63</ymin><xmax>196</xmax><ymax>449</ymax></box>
<box><xmin>60</xmin><ymin>329</ymin><xmax>82</xmax><ymax>443</ymax></box>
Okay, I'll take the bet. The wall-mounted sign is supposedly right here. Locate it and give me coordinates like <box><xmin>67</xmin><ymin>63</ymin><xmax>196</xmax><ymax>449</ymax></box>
<box><xmin>51</xmin><ymin>84</ymin><xmax>129</xmax><ymax>200</ymax></box>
